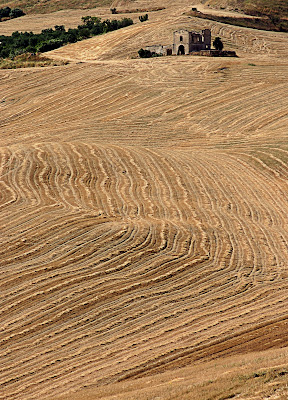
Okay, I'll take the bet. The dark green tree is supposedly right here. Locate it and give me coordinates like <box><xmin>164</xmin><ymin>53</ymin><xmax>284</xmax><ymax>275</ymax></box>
<box><xmin>138</xmin><ymin>48</ymin><xmax>152</xmax><ymax>58</ymax></box>
<box><xmin>213</xmin><ymin>37</ymin><xmax>223</xmax><ymax>51</ymax></box>
<box><xmin>139</xmin><ymin>14</ymin><xmax>148</xmax><ymax>22</ymax></box>
<box><xmin>0</xmin><ymin>7</ymin><xmax>11</xmax><ymax>19</ymax></box>
<box><xmin>9</xmin><ymin>8</ymin><xmax>25</xmax><ymax>19</ymax></box>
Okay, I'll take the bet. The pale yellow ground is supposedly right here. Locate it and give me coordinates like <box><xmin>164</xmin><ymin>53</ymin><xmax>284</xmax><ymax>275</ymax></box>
<box><xmin>55</xmin><ymin>346</ymin><xmax>288</xmax><ymax>399</ymax></box>
<box><xmin>0</xmin><ymin>2</ymin><xmax>288</xmax><ymax>400</ymax></box>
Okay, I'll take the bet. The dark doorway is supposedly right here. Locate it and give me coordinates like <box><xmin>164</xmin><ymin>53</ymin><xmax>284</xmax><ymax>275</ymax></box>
<box><xmin>178</xmin><ymin>45</ymin><xmax>185</xmax><ymax>55</ymax></box>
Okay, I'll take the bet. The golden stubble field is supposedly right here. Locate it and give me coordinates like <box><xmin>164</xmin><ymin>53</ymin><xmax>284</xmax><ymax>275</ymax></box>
<box><xmin>0</xmin><ymin>1</ymin><xmax>288</xmax><ymax>399</ymax></box>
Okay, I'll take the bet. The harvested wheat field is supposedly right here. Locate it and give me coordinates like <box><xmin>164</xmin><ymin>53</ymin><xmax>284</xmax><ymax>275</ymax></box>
<box><xmin>0</xmin><ymin>1</ymin><xmax>288</xmax><ymax>399</ymax></box>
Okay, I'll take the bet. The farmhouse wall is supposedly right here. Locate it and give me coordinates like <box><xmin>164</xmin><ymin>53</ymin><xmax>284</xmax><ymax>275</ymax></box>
<box><xmin>145</xmin><ymin>44</ymin><xmax>173</xmax><ymax>56</ymax></box>
<box><xmin>172</xmin><ymin>29</ymin><xmax>211</xmax><ymax>55</ymax></box>
<box><xmin>144</xmin><ymin>28</ymin><xmax>211</xmax><ymax>57</ymax></box>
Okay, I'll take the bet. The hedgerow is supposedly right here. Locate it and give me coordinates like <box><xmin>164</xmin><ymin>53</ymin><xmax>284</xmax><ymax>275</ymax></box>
<box><xmin>0</xmin><ymin>7</ymin><xmax>25</xmax><ymax>21</ymax></box>
<box><xmin>0</xmin><ymin>16</ymin><xmax>133</xmax><ymax>59</ymax></box>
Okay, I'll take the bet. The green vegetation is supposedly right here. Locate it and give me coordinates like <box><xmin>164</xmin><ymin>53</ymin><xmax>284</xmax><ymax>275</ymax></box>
<box><xmin>0</xmin><ymin>52</ymin><xmax>68</xmax><ymax>68</ymax></box>
<box><xmin>138</xmin><ymin>48</ymin><xmax>163</xmax><ymax>58</ymax></box>
<box><xmin>110</xmin><ymin>7</ymin><xmax>164</xmax><ymax>15</ymax></box>
<box><xmin>205</xmin><ymin>0</ymin><xmax>288</xmax><ymax>18</ymax></box>
<box><xmin>139</xmin><ymin>14</ymin><xmax>148</xmax><ymax>22</ymax></box>
<box><xmin>213</xmin><ymin>37</ymin><xmax>224</xmax><ymax>50</ymax></box>
<box><xmin>0</xmin><ymin>6</ymin><xmax>24</xmax><ymax>20</ymax></box>
<box><xmin>188</xmin><ymin>9</ymin><xmax>288</xmax><ymax>32</ymax></box>
<box><xmin>138</xmin><ymin>49</ymin><xmax>153</xmax><ymax>58</ymax></box>
<box><xmin>237</xmin><ymin>0</ymin><xmax>288</xmax><ymax>18</ymax></box>
<box><xmin>0</xmin><ymin>16</ymin><xmax>133</xmax><ymax>59</ymax></box>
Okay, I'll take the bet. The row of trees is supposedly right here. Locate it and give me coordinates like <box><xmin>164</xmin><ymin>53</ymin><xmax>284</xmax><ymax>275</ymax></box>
<box><xmin>0</xmin><ymin>16</ymin><xmax>133</xmax><ymax>59</ymax></box>
<box><xmin>0</xmin><ymin>6</ymin><xmax>25</xmax><ymax>21</ymax></box>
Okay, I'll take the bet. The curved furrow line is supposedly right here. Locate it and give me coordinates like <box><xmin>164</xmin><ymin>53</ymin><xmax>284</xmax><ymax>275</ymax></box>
<box><xmin>163</xmin><ymin>83</ymin><xmax>265</xmax><ymax>125</ymax></box>
<box><xmin>211</xmin><ymin>85</ymin><xmax>283</xmax><ymax>128</ymax></box>
<box><xmin>215</xmin><ymin>155</ymin><xmax>287</xmax><ymax>274</ymax></box>
<box><xmin>207</xmin><ymin>149</ymin><xmax>287</xmax><ymax>227</ymax></box>
<box><xmin>122</xmin><ymin>150</ymin><xmax>167</xmax><ymax>220</ymax></box>
<box><xmin>1</xmin><ymin>141</ymin><xmax>288</xmax><ymax>399</ymax></box>
<box><xmin>12</xmin><ymin>150</ymin><xmax>44</xmax><ymax>208</ymax></box>
<box><xmin>228</xmin><ymin>151</ymin><xmax>288</xmax><ymax>223</ymax></box>
<box><xmin>42</xmin><ymin>143</ymin><xmax>82</xmax><ymax>209</ymax></box>
<box><xmin>176</xmin><ymin>150</ymin><xmax>286</xmax><ymax>283</ymax></box>
<box><xmin>147</xmin><ymin>148</ymin><xmax>202</xmax><ymax>223</ymax></box>
<box><xmin>64</xmin><ymin>142</ymin><xmax>106</xmax><ymax>210</ymax></box>
<box><xmin>93</xmin><ymin>146</ymin><xmax>121</xmax><ymax>216</ymax></box>
<box><xmin>78</xmin><ymin>143</ymin><xmax>111</xmax><ymax>211</ymax></box>
<box><xmin>2</xmin><ymin>59</ymin><xmax>288</xmax><ymax>148</ymax></box>
<box><xmin>2</xmin><ymin>222</ymin><xmax>137</xmax><ymax>322</ymax></box>
<box><xmin>144</xmin><ymin>148</ymin><xmax>199</xmax><ymax>221</ymax></box>
<box><xmin>1</xmin><ymin>282</ymin><xmax>286</xmax><ymax>400</ymax></box>
<box><xmin>0</xmin><ymin>149</ymin><xmax>19</xmax><ymax>210</ymax></box>
<box><xmin>22</xmin><ymin>296</ymin><xmax>286</xmax><ymax>396</ymax></box>
<box><xmin>0</xmin><ymin>68</ymin><xmax>117</xmax><ymax>126</ymax></box>
<box><xmin>0</xmin><ymin>219</ymin><xmax>132</xmax><ymax>301</ymax></box>
<box><xmin>1</xmin><ymin>219</ymin><xmax>207</xmax><ymax>350</ymax></box>
<box><xmin>0</xmin><ymin>150</ymin><xmax>27</xmax><ymax>210</ymax></box>
<box><xmin>82</xmin><ymin>146</ymin><xmax>111</xmax><ymax>214</ymax></box>
<box><xmin>101</xmin><ymin>146</ymin><xmax>138</xmax><ymax>216</ymax></box>
<box><xmin>2</xmin><ymin>225</ymin><xmax>126</xmax><ymax>306</ymax></box>
<box><xmin>198</xmin><ymin>151</ymin><xmax>287</xmax><ymax>268</ymax></box>
<box><xmin>112</xmin><ymin>146</ymin><xmax>154</xmax><ymax>217</ymax></box>
<box><xmin>0</xmin><ymin>222</ymin><xmax>209</xmax><ymax>328</ymax></box>
<box><xmin>0</xmin><ymin>224</ymin><xmax>144</xmax><ymax>331</ymax></box>
<box><xmin>254</xmin><ymin>149</ymin><xmax>288</xmax><ymax>179</ymax></box>
<box><xmin>0</xmin><ymin>214</ymin><xmax>110</xmax><ymax>266</ymax></box>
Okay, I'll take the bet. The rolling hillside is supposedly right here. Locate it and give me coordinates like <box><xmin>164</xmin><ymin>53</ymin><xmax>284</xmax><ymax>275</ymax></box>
<box><xmin>201</xmin><ymin>0</ymin><xmax>288</xmax><ymax>17</ymax></box>
<box><xmin>1</xmin><ymin>0</ymin><xmax>287</xmax><ymax>16</ymax></box>
<box><xmin>1</xmin><ymin>1</ymin><xmax>288</xmax><ymax>400</ymax></box>
<box><xmin>0</xmin><ymin>0</ymin><xmax>111</xmax><ymax>13</ymax></box>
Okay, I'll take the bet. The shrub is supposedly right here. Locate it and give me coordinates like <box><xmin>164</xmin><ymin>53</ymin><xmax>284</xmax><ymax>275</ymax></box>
<box><xmin>138</xmin><ymin>48</ymin><xmax>152</xmax><ymax>58</ymax></box>
<box><xmin>0</xmin><ymin>7</ymin><xmax>11</xmax><ymax>19</ymax></box>
<box><xmin>0</xmin><ymin>7</ymin><xmax>25</xmax><ymax>21</ymax></box>
<box><xmin>213</xmin><ymin>37</ymin><xmax>223</xmax><ymax>51</ymax></box>
<box><xmin>9</xmin><ymin>8</ymin><xmax>25</xmax><ymax>19</ymax></box>
<box><xmin>139</xmin><ymin>14</ymin><xmax>148</xmax><ymax>22</ymax></box>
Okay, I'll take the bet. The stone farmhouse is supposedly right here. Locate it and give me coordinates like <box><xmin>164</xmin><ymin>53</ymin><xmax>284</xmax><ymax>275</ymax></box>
<box><xmin>145</xmin><ymin>28</ymin><xmax>211</xmax><ymax>56</ymax></box>
<box><xmin>173</xmin><ymin>29</ymin><xmax>211</xmax><ymax>54</ymax></box>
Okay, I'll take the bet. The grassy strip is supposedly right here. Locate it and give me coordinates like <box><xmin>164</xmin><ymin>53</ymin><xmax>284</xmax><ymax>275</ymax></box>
<box><xmin>188</xmin><ymin>10</ymin><xmax>288</xmax><ymax>32</ymax></box>
<box><xmin>0</xmin><ymin>6</ymin><xmax>25</xmax><ymax>21</ymax></box>
<box><xmin>110</xmin><ymin>7</ymin><xmax>165</xmax><ymax>14</ymax></box>
<box><xmin>0</xmin><ymin>53</ymin><xmax>68</xmax><ymax>68</ymax></box>
<box><xmin>236</xmin><ymin>0</ymin><xmax>288</xmax><ymax>19</ymax></box>
<box><xmin>0</xmin><ymin>0</ymin><xmax>111</xmax><ymax>14</ymax></box>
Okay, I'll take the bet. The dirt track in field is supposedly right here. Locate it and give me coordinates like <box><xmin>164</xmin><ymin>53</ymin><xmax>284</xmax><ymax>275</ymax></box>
<box><xmin>0</xmin><ymin>2</ymin><xmax>288</xmax><ymax>399</ymax></box>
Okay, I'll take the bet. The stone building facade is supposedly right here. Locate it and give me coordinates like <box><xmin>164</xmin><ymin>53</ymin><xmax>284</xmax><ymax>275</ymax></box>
<box><xmin>145</xmin><ymin>29</ymin><xmax>211</xmax><ymax>56</ymax></box>
<box><xmin>144</xmin><ymin>44</ymin><xmax>172</xmax><ymax>56</ymax></box>
<box><xmin>172</xmin><ymin>29</ymin><xmax>211</xmax><ymax>55</ymax></box>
